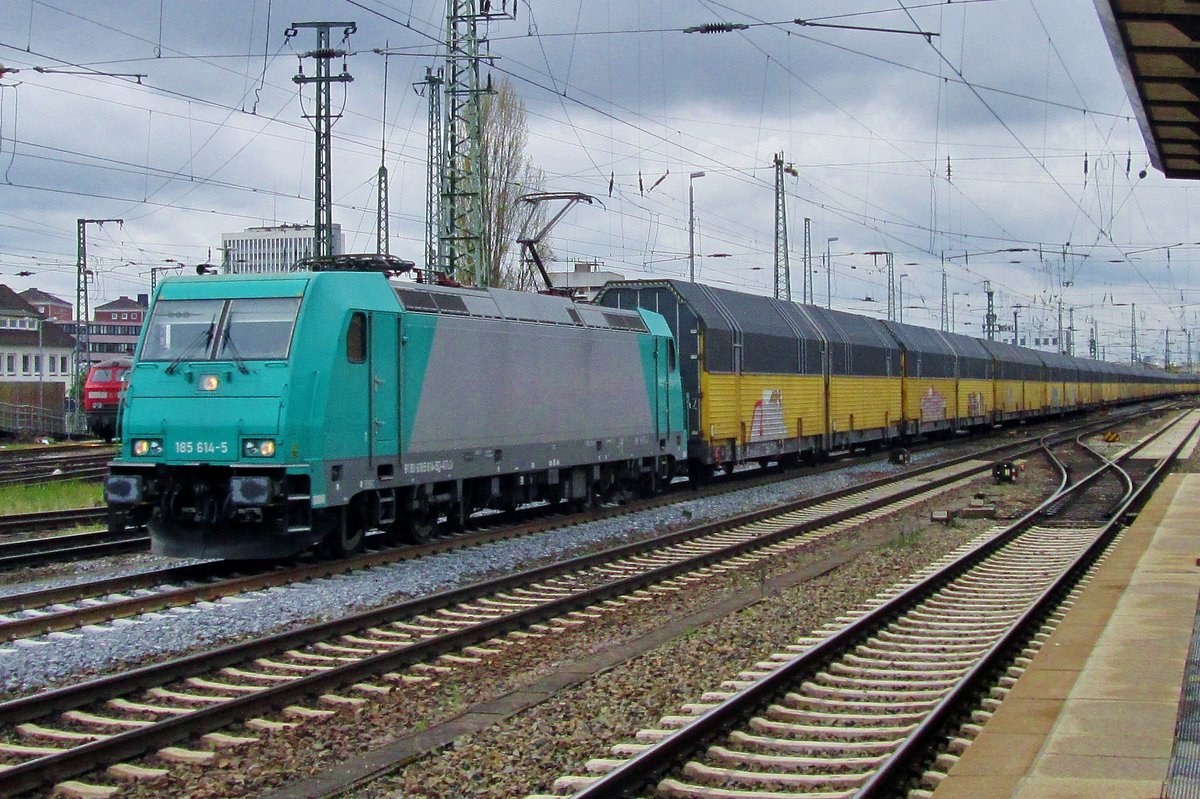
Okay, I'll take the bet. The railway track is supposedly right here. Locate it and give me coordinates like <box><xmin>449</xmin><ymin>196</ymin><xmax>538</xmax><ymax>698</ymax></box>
<box><xmin>0</xmin><ymin>529</ymin><xmax>149</xmax><ymax>571</ymax></box>
<box><xmin>530</xmin><ymin>409</ymin><xmax>1199</xmax><ymax>799</ymax></box>
<box><xmin>0</xmin><ymin>507</ymin><xmax>107</xmax><ymax>536</ymax></box>
<box><xmin>0</xmin><ymin>412</ymin><xmax>1162</xmax><ymax>796</ymax></box>
<box><xmin>0</xmin><ymin>404</ymin><xmax>1164</xmax><ymax>573</ymax></box>
<box><xmin>0</xmin><ymin>411</ymin><xmax>1139</xmax><ymax>648</ymax></box>
<box><xmin>0</xmin><ymin>446</ymin><xmax>114</xmax><ymax>487</ymax></box>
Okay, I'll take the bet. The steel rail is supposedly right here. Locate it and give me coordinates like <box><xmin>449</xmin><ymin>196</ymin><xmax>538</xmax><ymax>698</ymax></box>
<box><xmin>0</xmin><ymin>412</ymin><xmax>1135</xmax><ymax>645</ymax></box>
<box><xmin>0</xmin><ymin>532</ymin><xmax>149</xmax><ymax>570</ymax></box>
<box><xmin>858</xmin><ymin>407</ymin><xmax>1200</xmax><ymax>796</ymax></box>
<box><xmin>0</xmin><ymin>416</ymin><xmax>1130</xmax><ymax>795</ymax></box>
<box><xmin>0</xmin><ymin>507</ymin><xmax>107</xmax><ymax>535</ymax></box>
<box><xmin>565</xmin><ymin>408</ymin><xmax>1197</xmax><ymax>799</ymax></box>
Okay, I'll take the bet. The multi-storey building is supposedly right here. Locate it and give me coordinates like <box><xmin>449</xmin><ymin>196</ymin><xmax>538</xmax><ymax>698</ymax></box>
<box><xmin>19</xmin><ymin>288</ymin><xmax>73</xmax><ymax>323</ymax></box>
<box><xmin>89</xmin><ymin>295</ymin><xmax>148</xmax><ymax>358</ymax></box>
<box><xmin>0</xmin><ymin>284</ymin><xmax>75</xmax><ymax>389</ymax></box>
<box><xmin>56</xmin><ymin>294</ymin><xmax>148</xmax><ymax>363</ymax></box>
<box><xmin>221</xmin><ymin>223</ymin><xmax>345</xmax><ymax>274</ymax></box>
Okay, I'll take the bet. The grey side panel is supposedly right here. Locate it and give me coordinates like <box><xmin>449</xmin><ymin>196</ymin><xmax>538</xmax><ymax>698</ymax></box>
<box><xmin>407</xmin><ymin>315</ymin><xmax>656</xmax><ymax>480</ymax></box>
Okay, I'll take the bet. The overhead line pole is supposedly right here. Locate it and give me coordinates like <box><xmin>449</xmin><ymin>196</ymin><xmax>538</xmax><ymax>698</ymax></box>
<box><xmin>377</xmin><ymin>47</ymin><xmax>391</xmax><ymax>256</ymax></box>
<box><xmin>984</xmin><ymin>280</ymin><xmax>996</xmax><ymax>341</ymax></box>
<box><xmin>74</xmin><ymin>217</ymin><xmax>122</xmax><ymax>430</ymax></box>
<box><xmin>802</xmin><ymin>218</ymin><xmax>812</xmax><ymax>304</ymax></box>
<box><xmin>417</xmin><ymin>66</ymin><xmax>444</xmax><ymax>277</ymax></box>
<box><xmin>442</xmin><ymin>1</ymin><xmax>513</xmax><ymax>286</ymax></box>
<box><xmin>1131</xmin><ymin>303</ymin><xmax>1138</xmax><ymax>365</ymax></box>
<box><xmin>286</xmin><ymin>21</ymin><xmax>356</xmax><ymax>261</ymax></box>
<box><xmin>772</xmin><ymin>152</ymin><xmax>793</xmax><ymax>301</ymax></box>
<box><xmin>886</xmin><ymin>252</ymin><xmax>895</xmax><ymax>321</ymax></box>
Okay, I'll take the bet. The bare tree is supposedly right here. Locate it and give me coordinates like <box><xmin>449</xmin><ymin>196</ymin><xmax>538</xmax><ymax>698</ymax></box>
<box><xmin>480</xmin><ymin>76</ymin><xmax>549</xmax><ymax>289</ymax></box>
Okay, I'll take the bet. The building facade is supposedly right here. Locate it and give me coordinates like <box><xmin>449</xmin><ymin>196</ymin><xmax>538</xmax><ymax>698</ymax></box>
<box><xmin>89</xmin><ymin>295</ymin><xmax>148</xmax><ymax>358</ymax></box>
<box><xmin>0</xmin><ymin>284</ymin><xmax>75</xmax><ymax>389</ymax></box>
<box><xmin>221</xmin><ymin>224</ymin><xmax>345</xmax><ymax>274</ymax></box>
<box><xmin>56</xmin><ymin>294</ymin><xmax>149</xmax><ymax>363</ymax></box>
<box><xmin>19</xmin><ymin>288</ymin><xmax>73</xmax><ymax>322</ymax></box>
<box><xmin>545</xmin><ymin>262</ymin><xmax>626</xmax><ymax>301</ymax></box>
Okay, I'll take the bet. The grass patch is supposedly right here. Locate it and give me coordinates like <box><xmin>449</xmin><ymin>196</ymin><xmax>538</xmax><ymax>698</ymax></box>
<box><xmin>0</xmin><ymin>480</ymin><xmax>104</xmax><ymax>515</ymax></box>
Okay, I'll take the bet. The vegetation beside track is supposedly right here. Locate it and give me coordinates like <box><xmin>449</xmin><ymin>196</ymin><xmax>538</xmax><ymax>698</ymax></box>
<box><xmin>0</xmin><ymin>480</ymin><xmax>103</xmax><ymax>516</ymax></box>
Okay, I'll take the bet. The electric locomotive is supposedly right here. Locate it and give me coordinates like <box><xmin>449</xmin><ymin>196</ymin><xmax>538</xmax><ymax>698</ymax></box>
<box><xmin>104</xmin><ymin>263</ymin><xmax>686</xmax><ymax>560</ymax></box>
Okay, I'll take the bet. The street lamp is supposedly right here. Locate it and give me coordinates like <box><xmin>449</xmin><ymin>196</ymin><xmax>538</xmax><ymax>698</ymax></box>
<box><xmin>688</xmin><ymin>171</ymin><xmax>706</xmax><ymax>283</ymax></box>
<box><xmin>899</xmin><ymin>273</ymin><xmax>909</xmax><ymax>324</ymax></box>
<box><xmin>825</xmin><ymin>236</ymin><xmax>839</xmax><ymax>309</ymax></box>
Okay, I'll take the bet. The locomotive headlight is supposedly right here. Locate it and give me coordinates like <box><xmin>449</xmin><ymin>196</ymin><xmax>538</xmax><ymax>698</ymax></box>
<box><xmin>200</xmin><ymin>374</ymin><xmax>220</xmax><ymax>391</ymax></box>
<box><xmin>132</xmin><ymin>438</ymin><xmax>163</xmax><ymax>457</ymax></box>
<box><xmin>242</xmin><ymin>438</ymin><xmax>276</xmax><ymax>458</ymax></box>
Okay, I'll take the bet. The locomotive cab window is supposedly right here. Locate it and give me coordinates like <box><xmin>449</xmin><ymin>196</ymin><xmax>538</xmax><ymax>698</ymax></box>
<box><xmin>214</xmin><ymin>297</ymin><xmax>300</xmax><ymax>360</ymax></box>
<box><xmin>347</xmin><ymin>312</ymin><xmax>367</xmax><ymax>363</ymax></box>
<box><xmin>139</xmin><ymin>299</ymin><xmax>224</xmax><ymax>361</ymax></box>
<box><xmin>140</xmin><ymin>296</ymin><xmax>301</xmax><ymax>363</ymax></box>
<box><xmin>667</xmin><ymin>339</ymin><xmax>677</xmax><ymax>371</ymax></box>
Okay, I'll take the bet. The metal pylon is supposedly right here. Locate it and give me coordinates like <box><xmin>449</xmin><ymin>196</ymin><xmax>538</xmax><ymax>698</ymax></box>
<box><xmin>74</xmin><ymin>218</ymin><xmax>122</xmax><ymax>390</ymax></box>
<box><xmin>886</xmin><ymin>253</ymin><xmax>895</xmax><ymax>321</ymax></box>
<box><xmin>803</xmin><ymin>218</ymin><xmax>812</xmax><ymax>304</ymax></box>
<box><xmin>442</xmin><ymin>1</ymin><xmax>513</xmax><ymax>286</ymax></box>
<box><xmin>773</xmin><ymin>152</ymin><xmax>792</xmax><ymax>301</ymax></box>
<box><xmin>417</xmin><ymin>67</ymin><xmax>444</xmax><ymax>275</ymax></box>
<box><xmin>287</xmin><ymin>21</ymin><xmax>355</xmax><ymax>260</ymax></box>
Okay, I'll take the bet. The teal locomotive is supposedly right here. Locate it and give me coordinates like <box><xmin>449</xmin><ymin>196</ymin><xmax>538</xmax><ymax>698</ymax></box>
<box><xmin>104</xmin><ymin>263</ymin><xmax>686</xmax><ymax>559</ymax></box>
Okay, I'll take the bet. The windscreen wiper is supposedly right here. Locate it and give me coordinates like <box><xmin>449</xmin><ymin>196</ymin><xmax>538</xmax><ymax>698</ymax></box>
<box><xmin>164</xmin><ymin>319</ymin><xmax>216</xmax><ymax>375</ymax></box>
<box><xmin>220</xmin><ymin>327</ymin><xmax>251</xmax><ymax>374</ymax></box>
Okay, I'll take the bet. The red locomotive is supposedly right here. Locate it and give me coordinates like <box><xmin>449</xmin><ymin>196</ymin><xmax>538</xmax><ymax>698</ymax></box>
<box><xmin>83</xmin><ymin>357</ymin><xmax>131</xmax><ymax>442</ymax></box>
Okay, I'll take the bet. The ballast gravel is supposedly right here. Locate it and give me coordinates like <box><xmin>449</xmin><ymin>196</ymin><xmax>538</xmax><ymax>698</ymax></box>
<box><xmin>0</xmin><ymin>453</ymin><xmax>913</xmax><ymax>697</ymax></box>
<box><xmin>0</xmin><ymin>408</ymin><xmax>1149</xmax><ymax>698</ymax></box>
<box><xmin>119</xmin><ymin>463</ymin><xmax>1061</xmax><ymax>799</ymax></box>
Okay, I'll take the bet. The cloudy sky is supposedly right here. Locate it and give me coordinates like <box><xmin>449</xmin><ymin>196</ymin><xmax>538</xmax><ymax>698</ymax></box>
<box><xmin>1</xmin><ymin>0</ymin><xmax>1196</xmax><ymax>364</ymax></box>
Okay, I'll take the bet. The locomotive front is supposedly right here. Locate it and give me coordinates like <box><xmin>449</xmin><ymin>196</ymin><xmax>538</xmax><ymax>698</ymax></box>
<box><xmin>104</xmin><ymin>275</ymin><xmax>320</xmax><ymax>559</ymax></box>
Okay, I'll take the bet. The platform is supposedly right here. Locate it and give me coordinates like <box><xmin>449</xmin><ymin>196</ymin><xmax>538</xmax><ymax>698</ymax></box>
<box><xmin>932</xmin><ymin>471</ymin><xmax>1200</xmax><ymax>799</ymax></box>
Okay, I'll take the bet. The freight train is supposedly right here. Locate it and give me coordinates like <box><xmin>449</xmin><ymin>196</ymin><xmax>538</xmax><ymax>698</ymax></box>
<box><xmin>104</xmin><ymin>265</ymin><xmax>1195</xmax><ymax>561</ymax></box>
<box><xmin>597</xmin><ymin>280</ymin><xmax>1196</xmax><ymax>477</ymax></box>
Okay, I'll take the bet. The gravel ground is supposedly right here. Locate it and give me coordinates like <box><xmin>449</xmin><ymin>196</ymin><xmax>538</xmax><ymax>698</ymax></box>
<box><xmin>0</xmin><ymin>408</ymin><xmax>1154</xmax><ymax>699</ymax></box>
<box><xmin>110</xmin><ymin>456</ymin><xmax>1065</xmax><ymax>799</ymax></box>
<box><xmin>0</xmin><ymin>453</ymin><xmax>915</xmax><ymax>697</ymax></box>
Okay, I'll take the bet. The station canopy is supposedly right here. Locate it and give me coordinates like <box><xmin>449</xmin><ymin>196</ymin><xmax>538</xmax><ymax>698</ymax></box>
<box><xmin>1096</xmin><ymin>0</ymin><xmax>1200</xmax><ymax>180</ymax></box>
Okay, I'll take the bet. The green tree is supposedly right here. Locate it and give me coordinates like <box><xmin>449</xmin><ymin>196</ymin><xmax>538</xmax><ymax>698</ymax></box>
<box><xmin>480</xmin><ymin>77</ymin><xmax>550</xmax><ymax>290</ymax></box>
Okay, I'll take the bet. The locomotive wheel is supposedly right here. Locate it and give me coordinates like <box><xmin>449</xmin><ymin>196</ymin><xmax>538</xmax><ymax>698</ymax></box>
<box><xmin>402</xmin><ymin>511</ymin><xmax>437</xmax><ymax>545</ymax></box>
<box><xmin>325</xmin><ymin>509</ymin><xmax>365</xmax><ymax>558</ymax></box>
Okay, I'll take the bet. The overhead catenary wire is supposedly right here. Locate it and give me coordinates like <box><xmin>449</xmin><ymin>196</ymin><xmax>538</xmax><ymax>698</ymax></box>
<box><xmin>0</xmin><ymin>1</ymin><xmax>1190</xmax><ymax>347</ymax></box>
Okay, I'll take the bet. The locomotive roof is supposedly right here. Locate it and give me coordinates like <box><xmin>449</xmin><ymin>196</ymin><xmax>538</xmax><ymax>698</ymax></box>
<box><xmin>391</xmin><ymin>281</ymin><xmax>649</xmax><ymax>333</ymax></box>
